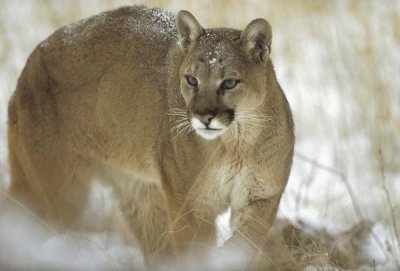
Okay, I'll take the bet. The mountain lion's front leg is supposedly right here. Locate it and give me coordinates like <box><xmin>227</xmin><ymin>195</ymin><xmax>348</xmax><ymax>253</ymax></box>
<box><xmin>117</xmin><ymin>181</ymin><xmax>176</xmax><ymax>265</ymax></box>
<box><xmin>228</xmin><ymin>194</ymin><xmax>281</xmax><ymax>252</ymax></box>
<box><xmin>169</xmin><ymin>201</ymin><xmax>217</xmax><ymax>258</ymax></box>
<box><xmin>228</xmin><ymin>195</ymin><xmax>301</xmax><ymax>270</ymax></box>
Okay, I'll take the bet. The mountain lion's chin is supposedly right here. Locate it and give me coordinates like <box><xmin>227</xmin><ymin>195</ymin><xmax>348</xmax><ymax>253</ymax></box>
<box><xmin>195</xmin><ymin>128</ymin><xmax>226</xmax><ymax>140</ymax></box>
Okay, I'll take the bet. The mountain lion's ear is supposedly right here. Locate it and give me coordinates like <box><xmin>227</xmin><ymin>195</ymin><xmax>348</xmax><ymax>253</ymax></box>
<box><xmin>176</xmin><ymin>10</ymin><xmax>204</xmax><ymax>49</ymax></box>
<box><xmin>240</xmin><ymin>18</ymin><xmax>272</xmax><ymax>62</ymax></box>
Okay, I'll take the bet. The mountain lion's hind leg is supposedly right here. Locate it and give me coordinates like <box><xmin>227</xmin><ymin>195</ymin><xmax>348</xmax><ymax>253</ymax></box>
<box><xmin>8</xmin><ymin>149</ymin><xmax>90</xmax><ymax>230</ymax></box>
<box><xmin>7</xmin><ymin>125</ymin><xmax>90</xmax><ymax>230</ymax></box>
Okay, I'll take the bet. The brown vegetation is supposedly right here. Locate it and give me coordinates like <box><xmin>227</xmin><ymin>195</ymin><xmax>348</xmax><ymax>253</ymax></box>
<box><xmin>0</xmin><ymin>1</ymin><xmax>398</xmax><ymax>270</ymax></box>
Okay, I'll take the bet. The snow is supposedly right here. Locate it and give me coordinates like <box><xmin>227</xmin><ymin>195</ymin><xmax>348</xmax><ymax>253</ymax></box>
<box><xmin>209</xmin><ymin>57</ymin><xmax>217</xmax><ymax>65</ymax></box>
<box><xmin>0</xmin><ymin>209</ymin><xmax>143</xmax><ymax>270</ymax></box>
<box><xmin>0</xmin><ymin>1</ymin><xmax>399</xmax><ymax>270</ymax></box>
<box><xmin>126</xmin><ymin>6</ymin><xmax>177</xmax><ymax>42</ymax></box>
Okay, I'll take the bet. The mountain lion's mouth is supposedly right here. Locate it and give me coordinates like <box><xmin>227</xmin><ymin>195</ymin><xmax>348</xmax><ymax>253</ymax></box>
<box><xmin>191</xmin><ymin>117</ymin><xmax>227</xmax><ymax>140</ymax></box>
<box><xmin>195</xmin><ymin>127</ymin><xmax>225</xmax><ymax>140</ymax></box>
<box><xmin>203</xmin><ymin>128</ymin><xmax>222</xmax><ymax>131</ymax></box>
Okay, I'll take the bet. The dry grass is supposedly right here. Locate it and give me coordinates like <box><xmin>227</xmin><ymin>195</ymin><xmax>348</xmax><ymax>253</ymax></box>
<box><xmin>0</xmin><ymin>0</ymin><xmax>399</xmax><ymax>270</ymax></box>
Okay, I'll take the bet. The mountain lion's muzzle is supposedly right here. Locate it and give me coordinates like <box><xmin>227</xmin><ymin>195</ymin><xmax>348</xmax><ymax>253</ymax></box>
<box><xmin>190</xmin><ymin>107</ymin><xmax>235</xmax><ymax>140</ymax></box>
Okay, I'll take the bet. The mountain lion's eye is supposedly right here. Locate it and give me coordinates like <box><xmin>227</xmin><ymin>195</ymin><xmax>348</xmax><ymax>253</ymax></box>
<box><xmin>186</xmin><ymin>76</ymin><xmax>198</xmax><ymax>87</ymax></box>
<box><xmin>222</xmin><ymin>79</ymin><xmax>238</xmax><ymax>90</ymax></box>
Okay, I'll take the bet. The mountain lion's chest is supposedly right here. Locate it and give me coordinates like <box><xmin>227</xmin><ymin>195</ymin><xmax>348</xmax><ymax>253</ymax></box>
<box><xmin>189</xmin><ymin>160</ymin><xmax>263</xmax><ymax>216</ymax></box>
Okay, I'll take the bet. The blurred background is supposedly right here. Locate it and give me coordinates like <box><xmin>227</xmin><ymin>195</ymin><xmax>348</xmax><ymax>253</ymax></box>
<box><xmin>0</xmin><ymin>0</ymin><xmax>399</xmax><ymax>270</ymax></box>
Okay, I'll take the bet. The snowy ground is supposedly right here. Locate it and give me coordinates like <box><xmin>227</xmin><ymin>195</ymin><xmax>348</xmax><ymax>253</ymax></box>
<box><xmin>0</xmin><ymin>1</ymin><xmax>399</xmax><ymax>270</ymax></box>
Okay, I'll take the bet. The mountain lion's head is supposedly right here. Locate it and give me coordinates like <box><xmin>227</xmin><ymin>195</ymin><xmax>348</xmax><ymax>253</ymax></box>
<box><xmin>176</xmin><ymin>10</ymin><xmax>272</xmax><ymax>140</ymax></box>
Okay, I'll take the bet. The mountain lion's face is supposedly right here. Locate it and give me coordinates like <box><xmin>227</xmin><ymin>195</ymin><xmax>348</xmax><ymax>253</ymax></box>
<box><xmin>176</xmin><ymin>12</ymin><xmax>272</xmax><ymax>140</ymax></box>
<box><xmin>179</xmin><ymin>31</ymin><xmax>267</xmax><ymax>140</ymax></box>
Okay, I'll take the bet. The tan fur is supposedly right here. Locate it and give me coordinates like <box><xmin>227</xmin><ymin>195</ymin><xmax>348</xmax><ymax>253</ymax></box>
<box><xmin>7</xmin><ymin>5</ymin><xmax>294</xmax><ymax>267</ymax></box>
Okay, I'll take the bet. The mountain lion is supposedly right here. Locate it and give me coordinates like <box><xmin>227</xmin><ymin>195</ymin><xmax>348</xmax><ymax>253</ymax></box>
<box><xmin>7</xmin><ymin>5</ymin><xmax>294</xmax><ymax>267</ymax></box>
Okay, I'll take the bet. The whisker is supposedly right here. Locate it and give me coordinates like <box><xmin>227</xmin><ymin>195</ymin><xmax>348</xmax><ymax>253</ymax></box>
<box><xmin>241</xmin><ymin>122</ymin><xmax>269</xmax><ymax>128</ymax></box>
<box><xmin>172</xmin><ymin>122</ymin><xmax>191</xmax><ymax>140</ymax></box>
<box><xmin>243</xmin><ymin>118</ymin><xmax>270</xmax><ymax>123</ymax></box>
<box><xmin>236</xmin><ymin>113</ymin><xmax>271</xmax><ymax>118</ymax></box>
<box><xmin>169</xmin><ymin>108</ymin><xmax>188</xmax><ymax>114</ymax></box>
<box><xmin>239</xmin><ymin>115</ymin><xmax>272</xmax><ymax>120</ymax></box>
<box><xmin>237</xmin><ymin>116</ymin><xmax>271</xmax><ymax>121</ymax></box>
<box><xmin>167</xmin><ymin>112</ymin><xmax>188</xmax><ymax>117</ymax></box>
<box><xmin>182</xmin><ymin>123</ymin><xmax>193</xmax><ymax>135</ymax></box>
<box><xmin>175</xmin><ymin>118</ymin><xmax>189</xmax><ymax>124</ymax></box>
<box><xmin>234</xmin><ymin>110</ymin><xmax>273</xmax><ymax>129</ymax></box>
<box><xmin>168</xmin><ymin>107</ymin><xmax>193</xmax><ymax>138</ymax></box>
<box><xmin>169</xmin><ymin>121</ymin><xmax>189</xmax><ymax>134</ymax></box>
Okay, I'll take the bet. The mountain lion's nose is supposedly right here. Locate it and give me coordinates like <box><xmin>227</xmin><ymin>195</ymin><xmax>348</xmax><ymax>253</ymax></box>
<box><xmin>193</xmin><ymin>110</ymin><xmax>216</xmax><ymax>126</ymax></box>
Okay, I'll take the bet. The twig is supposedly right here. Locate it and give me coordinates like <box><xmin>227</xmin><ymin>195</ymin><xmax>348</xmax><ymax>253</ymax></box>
<box><xmin>294</xmin><ymin>151</ymin><xmax>390</xmax><ymax>262</ymax></box>
<box><xmin>377</xmin><ymin>149</ymin><xmax>400</xmax><ymax>268</ymax></box>
<box><xmin>295</xmin><ymin>161</ymin><xmax>316</xmax><ymax>214</ymax></box>
<box><xmin>1</xmin><ymin>190</ymin><xmax>126</xmax><ymax>268</ymax></box>
<box><xmin>1</xmin><ymin>190</ymin><xmax>56</xmax><ymax>234</ymax></box>
<box><xmin>294</xmin><ymin>151</ymin><xmax>363</xmax><ymax>219</ymax></box>
<box><xmin>0</xmin><ymin>164</ymin><xmax>7</xmax><ymax>191</ymax></box>
<box><xmin>68</xmin><ymin>233</ymin><xmax>126</xmax><ymax>269</ymax></box>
